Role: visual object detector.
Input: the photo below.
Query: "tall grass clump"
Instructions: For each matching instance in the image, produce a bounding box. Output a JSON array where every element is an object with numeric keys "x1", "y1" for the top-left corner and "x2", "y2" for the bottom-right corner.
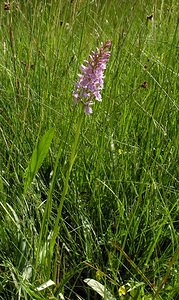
[{"x1": 0, "y1": 0, "x2": 178, "y2": 299}]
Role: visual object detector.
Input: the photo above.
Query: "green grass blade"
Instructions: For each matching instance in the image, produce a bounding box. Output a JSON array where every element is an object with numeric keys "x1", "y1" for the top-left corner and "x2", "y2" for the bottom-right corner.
[{"x1": 23, "y1": 128, "x2": 55, "y2": 194}]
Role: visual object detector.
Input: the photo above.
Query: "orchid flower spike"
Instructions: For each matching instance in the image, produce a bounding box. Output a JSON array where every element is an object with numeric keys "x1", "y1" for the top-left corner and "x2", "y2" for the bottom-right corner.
[{"x1": 73, "y1": 40, "x2": 112, "y2": 114}]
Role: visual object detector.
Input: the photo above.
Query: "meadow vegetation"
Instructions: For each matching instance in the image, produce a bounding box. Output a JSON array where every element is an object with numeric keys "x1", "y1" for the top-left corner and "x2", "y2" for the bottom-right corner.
[{"x1": 0, "y1": 0, "x2": 178, "y2": 299}]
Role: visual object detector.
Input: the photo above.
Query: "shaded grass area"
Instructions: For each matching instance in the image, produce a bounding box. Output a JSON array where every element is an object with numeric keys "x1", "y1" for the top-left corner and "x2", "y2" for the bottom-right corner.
[{"x1": 0, "y1": 0, "x2": 179, "y2": 299}]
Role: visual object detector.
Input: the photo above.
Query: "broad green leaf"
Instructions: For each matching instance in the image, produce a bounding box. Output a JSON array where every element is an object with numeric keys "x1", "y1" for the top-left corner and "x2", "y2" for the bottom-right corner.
[
  {"x1": 36, "y1": 279, "x2": 55, "y2": 291},
  {"x1": 84, "y1": 278, "x2": 116, "y2": 300},
  {"x1": 24, "y1": 128, "x2": 55, "y2": 194}
]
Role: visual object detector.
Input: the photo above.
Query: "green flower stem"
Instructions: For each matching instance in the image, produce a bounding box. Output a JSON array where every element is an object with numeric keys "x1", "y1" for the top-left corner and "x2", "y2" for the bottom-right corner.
[
  {"x1": 35, "y1": 109, "x2": 84, "y2": 279},
  {"x1": 49, "y1": 110, "x2": 84, "y2": 272}
]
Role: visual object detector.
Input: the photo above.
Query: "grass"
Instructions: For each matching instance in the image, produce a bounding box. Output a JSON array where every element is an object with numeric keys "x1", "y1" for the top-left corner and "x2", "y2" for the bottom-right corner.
[{"x1": 0, "y1": 0, "x2": 179, "y2": 299}]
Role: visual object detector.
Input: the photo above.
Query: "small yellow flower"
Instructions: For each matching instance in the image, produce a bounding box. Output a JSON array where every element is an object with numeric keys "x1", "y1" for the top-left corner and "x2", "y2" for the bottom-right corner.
[
  {"x1": 96, "y1": 270, "x2": 104, "y2": 281},
  {"x1": 118, "y1": 149, "x2": 123, "y2": 155},
  {"x1": 118, "y1": 285, "x2": 127, "y2": 296}
]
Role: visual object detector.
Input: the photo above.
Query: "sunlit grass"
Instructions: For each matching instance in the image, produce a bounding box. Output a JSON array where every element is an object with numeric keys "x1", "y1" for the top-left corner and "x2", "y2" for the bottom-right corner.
[{"x1": 0, "y1": 0, "x2": 178, "y2": 299}]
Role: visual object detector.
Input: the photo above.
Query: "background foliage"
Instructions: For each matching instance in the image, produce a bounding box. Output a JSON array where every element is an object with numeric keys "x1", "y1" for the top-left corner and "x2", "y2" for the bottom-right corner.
[{"x1": 0, "y1": 0, "x2": 178, "y2": 299}]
